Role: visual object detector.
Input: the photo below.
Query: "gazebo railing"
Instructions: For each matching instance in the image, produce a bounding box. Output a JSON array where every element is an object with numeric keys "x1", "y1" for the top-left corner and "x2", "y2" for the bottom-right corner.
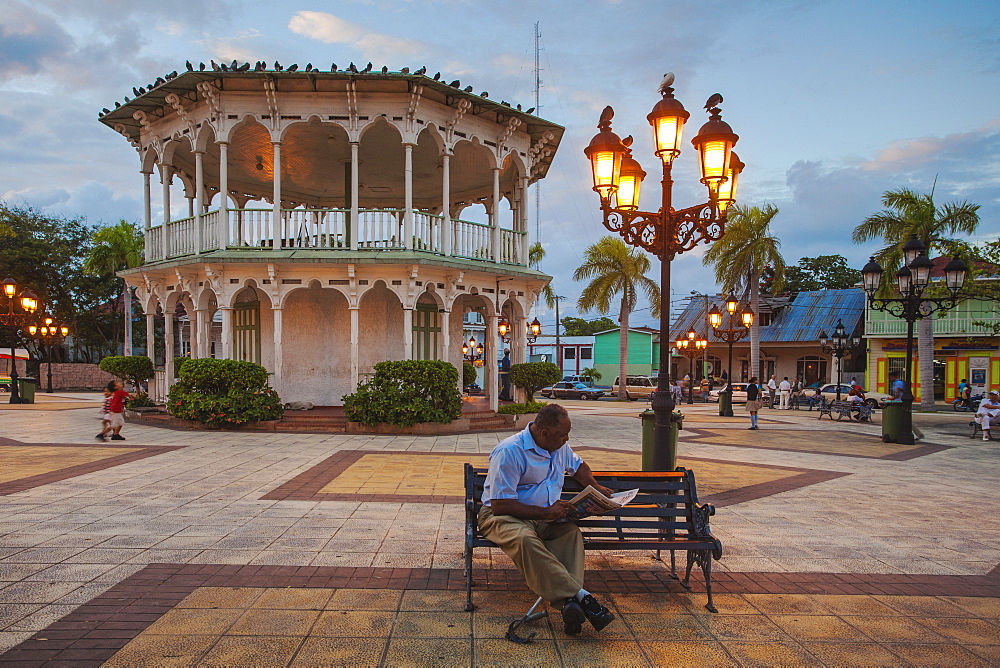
[{"x1": 148, "y1": 208, "x2": 529, "y2": 266}]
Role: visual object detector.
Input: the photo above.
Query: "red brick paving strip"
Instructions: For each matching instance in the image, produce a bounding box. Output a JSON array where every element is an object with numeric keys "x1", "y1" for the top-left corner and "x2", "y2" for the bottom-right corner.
[
  {"x1": 0, "y1": 443, "x2": 184, "y2": 496},
  {"x1": 682, "y1": 426, "x2": 951, "y2": 460},
  {"x1": 1, "y1": 563, "x2": 997, "y2": 665},
  {"x1": 262, "y1": 449, "x2": 850, "y2": 506}
]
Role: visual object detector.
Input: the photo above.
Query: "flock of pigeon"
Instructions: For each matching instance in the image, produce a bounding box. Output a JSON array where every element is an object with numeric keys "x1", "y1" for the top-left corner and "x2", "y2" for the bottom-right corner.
[{"x1": 99, "y1": 61, "x2": 536, "y2": 119}]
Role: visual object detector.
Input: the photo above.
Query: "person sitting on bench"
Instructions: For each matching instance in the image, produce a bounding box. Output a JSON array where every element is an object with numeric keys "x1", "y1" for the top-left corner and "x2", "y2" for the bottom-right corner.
[
  {"x1": 976, "y1": 390, "x2": 1000, "y2": 441},
  {"x1": 478, "y1": 403, "x2": 616, "y2": 635}
]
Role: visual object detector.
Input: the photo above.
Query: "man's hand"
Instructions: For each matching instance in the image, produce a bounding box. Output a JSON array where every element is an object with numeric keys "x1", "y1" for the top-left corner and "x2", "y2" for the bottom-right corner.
[
  {"x1": 542, "y1": 500, "x2": 575, "y2": 520},
  {"x1": 594, "y1": 484, "x2": 615, "y2": 498}
]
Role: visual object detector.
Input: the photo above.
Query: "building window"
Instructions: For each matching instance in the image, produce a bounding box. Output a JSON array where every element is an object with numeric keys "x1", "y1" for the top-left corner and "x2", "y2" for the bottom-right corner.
[
  {"x1": 580, "y1": 347, "x2": 592, "y2": 360},
  {"x1": 887, "y1": 357, "x2": 906, "y2": 382},
  {"x1": 564, "y1": 348, "x2": 576, "y2": 360},
  {"x1": 758, "y1": 312, "x2": 773, "y2": 326},
  {"x1": 233, "y1": 288, "x2": 261, "y2": 365},
  {"x1": 412, "y1": 302, "x2": 441, "y2": 361},
  {"x1": 796, "y1": 356, "x2": 828, "y2": 386}
]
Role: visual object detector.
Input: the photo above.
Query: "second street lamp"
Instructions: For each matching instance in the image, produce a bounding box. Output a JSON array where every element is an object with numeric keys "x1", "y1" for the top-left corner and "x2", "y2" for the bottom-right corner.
[
  {"x1": 1, "y1": 278, "x2": 42, "y2": 404},
  {"x1": 675, "y1": 329, "x2": 708, "y2": 405},
  {"x1": 28, "y1": 317, "x2": 70, "y2": 394},
  {"x1": 861, "y1": 237, "x2": 968, "y2": 444},
  {"x1": 708, "y1": 296, "x2": 753, "y2": 417},
  {"x1": 818, "y1": 319, "x2": 861, "y2": 401},
  {"x1": 585, "y1": 73, "x2": 741, "y2": 470}
]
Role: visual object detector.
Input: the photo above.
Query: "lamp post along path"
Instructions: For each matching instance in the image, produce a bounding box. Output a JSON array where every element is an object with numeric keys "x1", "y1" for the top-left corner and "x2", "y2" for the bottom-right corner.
[
  {"x1": 586, "y1": 74, "x2": 741, "y2": 469},
  {"x1": 1, "y1": 279, "x2": 42, "y2": 404},
  {"x1": 818, "y1": 319, "x2": 860, "y2": 401},
  {"x1": 708, "y1": 296, "x2": 753, "y2": 417},
  {"x1": 27, "y1": 317, "x2": 70, "y2": 393},
  {"x1": 861, "y1": 236, "x2": 969, "y2": 445},
  {"x1": 675, "y1": 329, "x2": 708, "y2": 405}
]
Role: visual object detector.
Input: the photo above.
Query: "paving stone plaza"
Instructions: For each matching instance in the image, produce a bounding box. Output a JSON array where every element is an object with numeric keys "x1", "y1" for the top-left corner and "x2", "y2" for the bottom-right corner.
[{"x1": 0, "y1": 394, "x2": 996, "y2": 666}]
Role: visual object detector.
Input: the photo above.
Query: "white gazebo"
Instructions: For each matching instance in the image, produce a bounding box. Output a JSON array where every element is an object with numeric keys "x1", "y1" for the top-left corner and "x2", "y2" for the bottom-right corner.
[{"x1": 100, "y1": 64, "x2": 563, "y2": 409}]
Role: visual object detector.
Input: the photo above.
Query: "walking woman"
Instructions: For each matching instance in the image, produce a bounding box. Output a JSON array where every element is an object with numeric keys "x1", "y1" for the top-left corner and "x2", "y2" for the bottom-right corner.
[{"x1": 746, "y1": 376, "x2": 763, "y2": 430}]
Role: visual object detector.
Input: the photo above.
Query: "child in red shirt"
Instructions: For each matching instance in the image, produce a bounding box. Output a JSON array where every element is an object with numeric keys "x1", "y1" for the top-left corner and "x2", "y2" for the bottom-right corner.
[{"x1": 106, "y1": 380, "x2": 130, "y2": 441}]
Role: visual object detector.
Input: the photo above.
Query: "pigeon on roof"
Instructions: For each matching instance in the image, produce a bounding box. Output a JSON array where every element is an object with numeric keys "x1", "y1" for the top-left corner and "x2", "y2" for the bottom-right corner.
[
  {"x1": 432, "y1": 72, "x2": 440, "y2": 80},
  {"x1": 526, "y1": 107, "x2": 535, "y2": 114},
  {"x1": 305, "y1": 63, "x2": 312, "y2": 71},
  {"x1": 210, "y1": 60, "x2": 220, "y2": 71},
  {"x1": 449, "y1": 80, "x2": 460, "y2": 87},
  {"x1": 199, "y1": 62, "x2": 205, "y2": 71},
  {"x1": 287, "y1": 63, "x2": 298, "y2": 72},
  {"x1": 463, "y1": 86, "x2": 473, "y2": 92},
  {"x1": 480, "y1": 91, "x2": 488, "y2": 97},
  {"x1": 330, "y1": 62, "x2": 337, "y2": 71},
  {"x1": 185, "y1": 61, "x2": 194, "y2": 71},
  {"x1": 239, "y1": 62, "x2": 250, "y2": 71},
  {"x1": 361, "y1": 62, "x2": 372, "y2": 73},
  {"x1": 381, "y1": 65, "x2": 388, "y2": 73},
  {"x1": 414, "y1": 66, "x2": 426, "y2": 75},
  {"x1": 348, "y1": 62, "x2": 358, "y2": 73},
  {"x1": 400, "y1": 67, "x2": 410, "y2": 74}
]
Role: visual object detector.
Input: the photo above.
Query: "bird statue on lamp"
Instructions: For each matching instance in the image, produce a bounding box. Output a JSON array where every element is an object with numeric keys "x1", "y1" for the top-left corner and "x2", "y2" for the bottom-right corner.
[{"x1": 704, "y1": 93, "x2": 723, "y2": 111}]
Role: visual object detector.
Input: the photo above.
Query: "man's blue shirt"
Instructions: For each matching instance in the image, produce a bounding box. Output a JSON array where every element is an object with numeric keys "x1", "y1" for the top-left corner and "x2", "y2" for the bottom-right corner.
[{"x1": 482, "y1": 423, "x2": 582, "y2": 508}]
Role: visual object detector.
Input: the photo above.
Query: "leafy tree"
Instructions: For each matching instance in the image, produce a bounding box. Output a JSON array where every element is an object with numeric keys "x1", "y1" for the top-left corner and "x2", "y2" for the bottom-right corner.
[
  {"x1": 579, "y1": 366, "x2": 602, "y2": 382},
  {"x1": 99, "y1": 355, "x2": 154, "y2": 391},
  {"x1": 853, "y1": 187, "x2": 980, "y2": 410},
  {"x1": 509, "y1": 361, "x2": 561, "y2": 399},
  {"x1": 528, "y1": 242, "x2": 557, "y2": 309},
  {"x1": 560, "y1": 316, "x2": 618, "y2": 336},
  {"x1": 83, "y1": 220, "x2": 144, "y2": 356},
  {"x1": 703, "y1": 204, "x2": 785, "y2": 381},
  {"x1": 574, "y1": 237, "x2": 660, "y2": 400},
  {"x1": 0, "y1": 202, "x2": 118, "y2": 361},
  {"x1": 763, "y1": 255, "x2": 860, "y2": 293}
]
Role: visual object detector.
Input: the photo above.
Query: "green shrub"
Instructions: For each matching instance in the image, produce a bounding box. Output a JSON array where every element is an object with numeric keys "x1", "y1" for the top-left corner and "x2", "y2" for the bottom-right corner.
[
  {"x1": 99, "y1": 355, "x2": 154, "y2": 390},
  {"x1": 167, "y1": 358, "x2": 282, "y2": 428},
  {"x1": 462, "y1": 361, "x2": 478, "y2": 388},
  {"x1": 343, "y1": 360, "x2": 462, "y2": 427},
  {"x1": 126, "y1": 392, "x2": 156, "y2": 409},
  {"x1": 496, "y1": 400, "x2": 547, "y2": 415},
  {"x1": 174, "y1": 357, "x2": 191, "y2": 376},
  {"x1": 509, "y1": 362, "x2": 561, "y2": 399}
]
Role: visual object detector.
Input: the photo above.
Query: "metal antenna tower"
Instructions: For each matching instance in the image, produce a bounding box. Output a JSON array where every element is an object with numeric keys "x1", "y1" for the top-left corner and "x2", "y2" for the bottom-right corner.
[{"x1": 533, "y1": 21, "x2": 543, "y2": 243}]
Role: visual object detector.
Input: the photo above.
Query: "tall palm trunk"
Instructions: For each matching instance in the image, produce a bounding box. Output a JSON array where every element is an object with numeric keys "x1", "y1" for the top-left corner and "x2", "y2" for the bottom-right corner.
[
  {"x1": 917, "y1": 315, "x2": 934, "y2": 410},
  {"x1": 122, "y1": 281, "x2": 132, "y2": 356},
  {"x1": 618, "y1": 294, "x2": 629, "y2": 401},
  {"x1": 749, "y1": 272, "x2": 760, "y2": 381}
]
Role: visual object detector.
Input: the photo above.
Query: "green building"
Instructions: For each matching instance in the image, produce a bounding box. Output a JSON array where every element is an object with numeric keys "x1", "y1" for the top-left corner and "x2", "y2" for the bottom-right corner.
[{"x1": 593, "y1": 327, "x2": 661, "y2": 381}]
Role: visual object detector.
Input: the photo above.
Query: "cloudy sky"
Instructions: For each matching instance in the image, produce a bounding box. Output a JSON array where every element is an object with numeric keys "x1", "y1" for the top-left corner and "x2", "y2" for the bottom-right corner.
[{"x1": 2, "y1": 0, "x2": 998, "y2": 329}]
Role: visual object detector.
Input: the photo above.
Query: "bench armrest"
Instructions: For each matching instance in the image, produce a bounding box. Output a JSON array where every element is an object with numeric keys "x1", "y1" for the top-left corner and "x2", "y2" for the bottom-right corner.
[{"x1": 692, "y1": 502, "x2": 722, "y2": 559}]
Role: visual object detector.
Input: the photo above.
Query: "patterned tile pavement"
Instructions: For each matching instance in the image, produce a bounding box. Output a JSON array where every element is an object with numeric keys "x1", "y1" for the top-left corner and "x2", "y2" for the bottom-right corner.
[{"x1": 0, "y1": 396, "x2": 994, "y2": 665}]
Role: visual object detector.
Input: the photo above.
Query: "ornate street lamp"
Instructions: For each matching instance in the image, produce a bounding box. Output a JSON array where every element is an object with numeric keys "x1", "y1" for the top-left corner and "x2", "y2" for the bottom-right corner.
[
  {"x1": 1, "y1": 278, "x2": 42, "y2": 404},
  {"x1": 585, "y1": 73, "x2": 740, "y2": 470},
  {"x1": 861, "y1": 236, "x2": 968, "y2": 444},
  {"x1": 497, "y1": 315, "x2": 510, "y2": 344},
  {"x1": 27, "y1": 316, "x2": 70, "y2": 394},
  {"x1": 526, "y1": 317, "x2": 541, "y2": 344},
  {"x1": 675, "y1": 329, "x2": 708, "y2": 405},
  {"x1": 708, "y1": 295, "x2": 754, "y2": 417},
  {"x1": 462, "y1": 336, "x2": 485, "y2": 366},
  {"x1": 818, "y1": 319, "x2": 861, "y2": 401}
]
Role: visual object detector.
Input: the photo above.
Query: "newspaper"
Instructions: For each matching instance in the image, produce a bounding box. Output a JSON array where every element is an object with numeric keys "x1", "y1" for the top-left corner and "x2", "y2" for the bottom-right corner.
[{"x1": 565, "y1": 486, "x2": 639, "y2": 520}]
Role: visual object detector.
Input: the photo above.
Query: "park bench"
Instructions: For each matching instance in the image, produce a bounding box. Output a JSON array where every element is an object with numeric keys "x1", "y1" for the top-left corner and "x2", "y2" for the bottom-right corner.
[
  {"x1": 819, "y1": 400, "x2": 873, "y2": 422},
  {"x1": 464, "y1": 464, "x2": 723, "y2": 639},
  {"x1": 970, "y1": 418, "x2": 998, "y2": 439}
]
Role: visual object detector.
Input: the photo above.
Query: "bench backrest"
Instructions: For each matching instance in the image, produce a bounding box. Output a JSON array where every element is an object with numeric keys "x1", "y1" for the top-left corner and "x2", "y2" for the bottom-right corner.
[{"x1": 465, "y1": 464, "x2": 702, "y2": 538}]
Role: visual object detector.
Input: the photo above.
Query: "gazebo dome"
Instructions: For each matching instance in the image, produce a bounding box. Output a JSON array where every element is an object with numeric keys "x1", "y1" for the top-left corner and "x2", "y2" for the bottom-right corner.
[{"x1": 103, "y1": 61, "x2": 563, "y2": 410}]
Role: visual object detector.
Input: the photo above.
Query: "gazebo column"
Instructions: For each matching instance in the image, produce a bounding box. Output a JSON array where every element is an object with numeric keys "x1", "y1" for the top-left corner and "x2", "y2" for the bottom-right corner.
[
  {"x1": 441, "y1": 152, "x2": 452, "y2": 256},
  {"x1": 194, "y1": 150, "x2": 204, "y2": 254},
  {"x1": 491, "y1": 167, "x2": 501, "y2": 263},
  {"x1": 513, "y1": 314, "x2": 527, "y2": 402},
  {"x1": 272, "y1": 141, "x2": 282, "y2": 250},
  {"x1": 403, "y1": 143, "x2": 414, "y2": 249},
  {"x1": 402, "y1": 307, "x2": 413, "y2": 359},
  {"x1": 485, "y1": 313, "x2": 499, "y2": 412},
  {"x1": 187, "y1": 195, "x2": 195, "y2": 218},
  {"x1": 195, "y1": 308, "x2": 209, "y2": 357},
  {"x1": 145, "y1": 312, "x2": 156, "y2": 365},
  {"x1": 440, "y1": 309, "x2": 451, "y2": 364},
  {"x1": 349, "y1": 306, "x2": 360, "y2": 389},
  {"x1": 218, "y1": 141, "x2": 229, "y2": 249},
  {"x1": 160, "y1": 165, "x2": 172, "y2": 259},
  {"x1": 520, "y1": 177, "x2": 530, "y2": 265},
  {"x1": 272, "y1": 306, "x2": 284, "y2": 398},
  {"x1": 350, "y1": 142, "x2": 359, "y2": 250},
  {"x1": 219, "y1": 306, "x2": 232, "y2": 359},
  {"x1": 142, "y1": 169, "x2": 152, "y2": 230},
  {"x1": 164, "y1": 312, "x2": 175, "y2": 382}
]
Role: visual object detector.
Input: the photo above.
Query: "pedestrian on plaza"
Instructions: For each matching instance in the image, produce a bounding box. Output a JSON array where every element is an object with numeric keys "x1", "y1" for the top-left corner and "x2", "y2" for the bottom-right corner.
[
  {"x1": 766, "y1": 375, "x2": 777, "y2": 408},
  {"x1": 106, "y1": 380, "x2": 130, "y2": 441},
  {"x1": 671, "y1": 379, "x2": 684, "y2": 402},
  {"x1": 975, "y1": 390, "x2": 1000, "y2": 441},
  {"x1": 778, "y1": 376, "x2": 791, "y2": 409},
  {"x1": 957, "y1": 378, "x2": 971, "y2": 407},
  {"x1": 700, "y1": 377, "x2": 710, "y2": 402},
  {"x1": 808, "y1": 387, "x2": 823, "y2": 409},
  {"x1": 888, "y1": 372, "x2": 905, "y2": 400},
  {"x1": 745, "y1": 376, "x2": 763, "y2": 429},
  {"x1": 478, "y1": 404, "x2": 616, "y2": 635},
  {"x1": 499, "y1": 349, "x2": 512, "y2": 401},
  {"x1": 95, "y1": 382, "x2": 115, "y2": 441}
]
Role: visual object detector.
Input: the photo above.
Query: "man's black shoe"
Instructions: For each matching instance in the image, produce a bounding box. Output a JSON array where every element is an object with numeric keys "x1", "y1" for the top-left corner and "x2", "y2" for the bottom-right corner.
[
  {"x1": 95, "y1": 433, "x2": 107, "y2": 441},
  {"x1": 579, "y1": 594, "x2": 615, "y2": 631},
  {"x1": 561, "y1": 598, "x2": 585, "y2": 635},
  {"x1": 110, "y1": 434, "x2": 126, "y2": 441}
]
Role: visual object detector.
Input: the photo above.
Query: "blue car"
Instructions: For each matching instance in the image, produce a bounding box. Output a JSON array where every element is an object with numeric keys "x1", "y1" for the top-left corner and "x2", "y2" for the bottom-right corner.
[{"x1": 540, "y1": 381, "x2": 606, "y2": 400}]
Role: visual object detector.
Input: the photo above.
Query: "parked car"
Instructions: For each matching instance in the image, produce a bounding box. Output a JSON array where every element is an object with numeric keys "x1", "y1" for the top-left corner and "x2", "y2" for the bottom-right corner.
[
  {"x1": 611, "y1": 376, "x2": 657, "y2": 401},
  {"x1": 708, "y1": 383, "x2": 750, "y2": 404},
  {"x1": 540, "y1": 381, "x2": 606, "y2": 400},
  {"x1": 561, "y1": 375, "x2": 596, "y2": 387}
]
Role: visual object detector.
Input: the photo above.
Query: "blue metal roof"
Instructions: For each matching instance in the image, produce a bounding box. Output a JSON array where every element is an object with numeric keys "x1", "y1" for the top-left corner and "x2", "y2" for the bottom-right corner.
[{"x1": 671, "y1": 289, "x2": 865, "y2": 344}]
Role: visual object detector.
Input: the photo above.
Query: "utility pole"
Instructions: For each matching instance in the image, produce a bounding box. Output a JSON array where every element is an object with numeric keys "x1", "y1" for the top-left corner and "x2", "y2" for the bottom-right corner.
[
  {"x1": 553, "y1": 294, "x2": 565, "y2": 375},
  {"x1": 533, "y1": 22, "x2": 543, "y2": 242}
]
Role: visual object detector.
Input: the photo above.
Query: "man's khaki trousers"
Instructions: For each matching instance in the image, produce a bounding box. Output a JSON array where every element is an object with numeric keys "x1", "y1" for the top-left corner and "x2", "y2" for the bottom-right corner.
[{"x1": 478, "y1": 506, "x2": 584, "y2": 605}]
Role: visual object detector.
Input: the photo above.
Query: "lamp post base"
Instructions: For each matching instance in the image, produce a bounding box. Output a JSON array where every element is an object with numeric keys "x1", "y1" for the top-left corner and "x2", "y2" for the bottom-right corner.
[{"x1": 650, "y1": 390, "x2": 677, "y2": 471}]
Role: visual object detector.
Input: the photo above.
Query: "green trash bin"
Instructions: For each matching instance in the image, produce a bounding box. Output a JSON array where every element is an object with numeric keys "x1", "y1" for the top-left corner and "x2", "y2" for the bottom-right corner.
[
  {"x1": 640, "y1": 409, "x2": 679, "y2": 471},
  {"x1": 718, "y1": 392, "x2": 731, "y2": 417},
  {"x1": 17, "y1": 377, "x2": 37, "y2": 404},
  {"x1": 881, "y1": 401, "x2": 903, "y2": 442}
]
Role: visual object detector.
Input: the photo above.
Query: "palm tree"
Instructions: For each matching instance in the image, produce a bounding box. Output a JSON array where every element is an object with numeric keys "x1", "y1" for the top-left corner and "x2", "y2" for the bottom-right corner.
[
  {"x1": 853, "y1": 187, "x2": 980, "y2": 410},
  {"x1": 702, "y1": 204, "x2": 786, "y2": 382},
  {"x1": 528, "y1": 242, "x2": 557, "y2": 309},
  {"x1": 573, "y1": 236, "x2": 660, "y2": 400},
  {"x1": 83, "y1": 221, "x2": 144, "y2": 356}
]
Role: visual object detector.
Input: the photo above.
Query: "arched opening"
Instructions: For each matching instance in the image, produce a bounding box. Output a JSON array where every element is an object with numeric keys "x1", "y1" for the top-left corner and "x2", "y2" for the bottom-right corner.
[
  {"x1": 358, "y1": 283, "x2": 405, "y2": 374},
  {"x1": 283, "y1": 285, "x2": 351, "y2": 405}
]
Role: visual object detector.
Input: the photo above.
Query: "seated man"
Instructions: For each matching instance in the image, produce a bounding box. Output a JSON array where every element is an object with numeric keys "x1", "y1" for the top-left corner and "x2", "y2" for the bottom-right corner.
[
  {"x1": 479, "y1": 403, "x2": 616, "y2": 635},
  {"x1": 807, "y1": 387, "x2": 823, "y2": 408},
  {"x1": 975, "y1": 390, "x2": 1000, "y2": 441}
]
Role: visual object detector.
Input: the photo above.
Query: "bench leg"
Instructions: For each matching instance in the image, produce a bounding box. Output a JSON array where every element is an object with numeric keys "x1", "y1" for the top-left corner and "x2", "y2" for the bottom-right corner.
[
  {"x1": 464, "y1": 546, "x2": 475, "y2": 612},
  {"x1": 504, "y1": 596, "x2": 547, "y2": 644},
  {"x1": 684, "y1": 550, "x2": 718, "y2": 613}
]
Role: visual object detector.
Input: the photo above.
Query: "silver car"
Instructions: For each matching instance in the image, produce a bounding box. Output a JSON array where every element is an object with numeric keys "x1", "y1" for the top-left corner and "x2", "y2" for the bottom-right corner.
[{"x1": 708, "y1": 383, "x2": 750, "y2": 403}]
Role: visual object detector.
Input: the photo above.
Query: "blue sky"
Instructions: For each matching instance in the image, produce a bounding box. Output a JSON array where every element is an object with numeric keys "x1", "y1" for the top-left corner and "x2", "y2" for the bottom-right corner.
[{"x1": 1, "y1": 0, "x2": 998, "y2": 329}]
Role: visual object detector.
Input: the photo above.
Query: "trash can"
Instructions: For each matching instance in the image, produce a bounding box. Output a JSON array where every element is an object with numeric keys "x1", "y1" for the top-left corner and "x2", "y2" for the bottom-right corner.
[
  {"x1": 640, "y1": 409, "x2": 679, "y2": 471},
  {"x1": 718, "y1": 392, "x2": 731, "y2": 417},
  {"x1": 17, "y1": 377, "x2": 37, "y2": 404},
  {"x1": 881, "y1": 401, "x2": 903, "y2": 442}
]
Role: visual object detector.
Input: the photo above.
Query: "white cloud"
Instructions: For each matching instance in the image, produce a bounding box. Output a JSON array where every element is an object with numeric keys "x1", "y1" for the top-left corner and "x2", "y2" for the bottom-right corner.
[
  {"x1": 199, "y1": 29, "x2": 261, "y2": 63},
  {"x1": 287, "y1": 10, "x2": 427, "y2": 64}
]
